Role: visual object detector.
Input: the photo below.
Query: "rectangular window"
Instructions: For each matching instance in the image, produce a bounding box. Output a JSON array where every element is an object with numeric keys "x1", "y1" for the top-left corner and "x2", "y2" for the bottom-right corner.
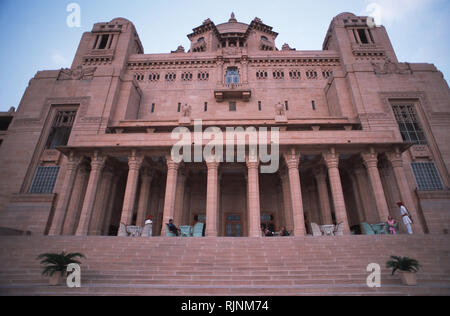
[
  {"x1": 46, "y1": 111, "x2": 77, "y2": 150},
  {"x1": 229, "y1": 102, "x2": 237, "y2": 112},
  {"x1": 29, "y1": 166, "x2": 60, "y2": 194},
  {"x1": 411, "y1": 162, "x2": 444, "y2": 191},
  {"x1": 258, "y1": 101, "x2": 262, "y2": 111},
  {"x1": 312, "y1": 100, "x2": 316, "y2": 111},
  {"x1": 98, "y1": 34, "x2": 110, "y2": 49},
  {"x1": 392, "y1": 104, "x2": 427, "y2": 145},
  {"x1": 177, "y1": 103, "x2": 181, "y2": 113},
  {"x1": 151, "y1": 103, "x2": 155, "y2": 113},
  {"x1": 357, "y1": 29, "x2": 369, "y2": 44},
  {"x1": 285, "y1": 101, "x2": 289, "y2": 111},
  {"x1": 204, "y1": 102, "x2": 208, "y2": 112}
]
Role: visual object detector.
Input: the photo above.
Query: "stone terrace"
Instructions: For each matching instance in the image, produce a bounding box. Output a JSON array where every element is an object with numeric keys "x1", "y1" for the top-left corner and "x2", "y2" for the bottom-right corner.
[{"x1": 0, "y1": 235, "x2": 449, "y2": 296}]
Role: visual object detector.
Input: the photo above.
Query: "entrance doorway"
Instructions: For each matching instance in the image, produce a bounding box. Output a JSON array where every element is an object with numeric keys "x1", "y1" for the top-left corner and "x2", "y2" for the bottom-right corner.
[{"x1": 225, "y1": 213, "x2": 243, "y2": 237}]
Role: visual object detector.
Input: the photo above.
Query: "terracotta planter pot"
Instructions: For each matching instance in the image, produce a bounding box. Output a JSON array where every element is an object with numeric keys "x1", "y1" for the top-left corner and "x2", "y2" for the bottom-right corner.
[
  {"x1": 398, "y1": 271, "x2": 417, "y2": 286},
  {"x1": 49, "y1": 273, "x2": 65, "y2": 286}
]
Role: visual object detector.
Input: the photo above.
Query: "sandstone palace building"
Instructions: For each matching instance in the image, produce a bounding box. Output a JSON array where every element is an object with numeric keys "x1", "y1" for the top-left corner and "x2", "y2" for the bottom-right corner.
[{"x1": 0, "y1": 13, "x2": 449, "y2": 238}]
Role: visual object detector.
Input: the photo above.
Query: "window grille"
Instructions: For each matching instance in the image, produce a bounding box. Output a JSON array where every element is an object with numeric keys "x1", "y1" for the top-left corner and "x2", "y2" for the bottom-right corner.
[
  {"x1": 411, "y1": 162, "x2": 444, "y2": 191},
  {"x1": 392, "y1": 104, "x2": 427, "y2": 145},
  {"x1": 225, "y1": 68, "x2": 239, "y2": 84},
  {"x1": 29, "y1": 166, "x2": 60, "y2": 194},
  {"x1": 46, "y1": 111, "x2": 77, "y2": 149}
]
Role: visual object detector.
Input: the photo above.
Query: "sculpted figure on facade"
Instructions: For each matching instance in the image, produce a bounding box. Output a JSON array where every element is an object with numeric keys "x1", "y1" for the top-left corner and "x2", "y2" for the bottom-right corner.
[{"x1": 58, "y1": 65, "x2": 97, "y2": 80}]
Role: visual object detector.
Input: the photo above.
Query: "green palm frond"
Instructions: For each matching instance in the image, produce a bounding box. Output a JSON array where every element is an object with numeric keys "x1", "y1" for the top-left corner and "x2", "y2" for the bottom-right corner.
[
  {"x1": 37, "y1": 251, "x2": 86, "y2": 276},
  {"x1": 386, "y1": 256, "x2": 421, "y2": 275}
]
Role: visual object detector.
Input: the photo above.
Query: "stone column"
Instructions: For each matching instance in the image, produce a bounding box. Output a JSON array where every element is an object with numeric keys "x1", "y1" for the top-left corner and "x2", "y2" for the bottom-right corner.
[
  {"x1": 49, "y1": 152, "x2": 82, "y2": 236},
  {"x1": 323, "y1": 150, "x2": 350, "y2": 234},
  {"x1": 63, "y1": 164, "x2": 89, "y2": 235},
  {"x1": 246, "y1": 158, "x2": 261, "y2": 237},
  {"x1": 362, "y1": 151, "x2": 390, "y2": 223},
  {"x1": 102, "y1": 174, "x2": 120, "y2": 235},
  {"x1": 387, "y1": 151, "x2": 424, "y2": 233},
  {"x1": 89, "y1": 168, "x2": 115, "y2": 235},
  {"x1": 353, "y1": 166, "x2": 378, "y2": 223},
  {"x1": 280, "y1": 169, "x2": 294, "y2": 232},
  {"x1": 313, "y1": 166, "x2": 333, "y2": 225},
  {"x1": 76, "y1": 152, "x2": 106, "y2": 236},
  {"x1": 136, "y1": 168, "x2": 154, "y2": 227},
  {"x1": 284, "y1": 151, "x2": 306, "y2": 236},
  {"x1": 118, "y1": 151, "x2": 144, "y2": 236},
  {"x1": 206, "y1": 162, "x2": 219, "y2": 237},
  {"x1": 161, "y1": 157, "x2": 180, "y2": 236},
  {"x1": 349, "y1": 172, "x2": 366, "y2": 223},
  {"x1": 173, "y1": 170, "x2": 187, "y2": 227}
]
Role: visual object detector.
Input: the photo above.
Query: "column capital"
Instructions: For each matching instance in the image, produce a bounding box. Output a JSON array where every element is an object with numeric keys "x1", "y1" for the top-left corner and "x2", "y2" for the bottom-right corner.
[
  {"x1": 91, "y1": 151, "x2": 106, "y2": 171},
  {"x1": 323, "y1": 150, "x2": 340, "y2": 169},
  {"x1": 128, "y1": 151, "x2": 144, "y2": 171},
  {"x1": 165, "y1": 156, "x2": 180, "y2": 171},
  {"x1": 66, "y1": 151, "x2": 83, "y2": 171},
  {"x1": 361, "y1": 151, "x2": 379, "y2": 169},
  {"x1": 283, "y1": 149, "x2": 300, "y2": 170},
  {"x1": 386, "y1": 151, "x2": 404, "y2": 168},
  {"x1": 246, "y1": 151, "x2": 260, "y2": 169},
  {"x1": 206, "y1": 161, "x2": 220, "y2": 170}
]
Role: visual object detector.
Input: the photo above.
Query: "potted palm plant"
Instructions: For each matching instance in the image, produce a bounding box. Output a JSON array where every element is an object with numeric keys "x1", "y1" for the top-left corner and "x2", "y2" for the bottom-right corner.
[
  {"x1": 386, "y1": 256, "x2": 421, "y2": 286},
  {"x1": 37, "y1": 251, "x2": 86, "y2": 286}
]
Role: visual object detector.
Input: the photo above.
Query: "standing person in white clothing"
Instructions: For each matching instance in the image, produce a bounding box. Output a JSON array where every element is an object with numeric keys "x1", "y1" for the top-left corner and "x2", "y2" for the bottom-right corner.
[
  {"x1": 143, "y1": 215, "x2": 153, "y2": 237},
  {"x1": 397, "y1": 202, "x2": 413, "y2": 234}
]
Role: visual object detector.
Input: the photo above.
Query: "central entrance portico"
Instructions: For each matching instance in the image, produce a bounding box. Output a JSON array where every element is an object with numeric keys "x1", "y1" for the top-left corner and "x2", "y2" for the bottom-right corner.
[{"x1": 50, "y1": 141, "x2": 422, "y2": 238}]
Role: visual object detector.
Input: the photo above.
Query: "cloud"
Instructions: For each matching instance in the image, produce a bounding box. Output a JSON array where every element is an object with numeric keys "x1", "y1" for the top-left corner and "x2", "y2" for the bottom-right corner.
[
  {"x1": 363, "y1": 0, "x2": 439, "y2": 25},
  {"x1": 51, "y1": 51, "x2": 70, "y2": 68}
]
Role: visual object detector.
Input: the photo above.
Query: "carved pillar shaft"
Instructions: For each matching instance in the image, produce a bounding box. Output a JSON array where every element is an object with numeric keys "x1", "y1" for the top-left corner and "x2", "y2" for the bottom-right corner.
[
  {"x1": 387, "y1": 152, "x2": 424, "y2": 234},
  {"x1": 89, "y1": 169, "x2": 114, "y2": 235},
  {"x1": 362, "y1": 152, "x2": 390, "y2": 222},
  {"x1": 314, "y1": 167, "x2": 333, "y2": 225},
  {"x1": 284, "y1": 151, "x2": 306, "y2": 236},
  {"x1": 136, "y1": 170, "x2": 153, "y2": 227},
  {"x1": 247, "y1": 160, "x2": 261, "y2": 237},
  {"x1": 280, "y1": 171, "x2": 294, "y2": 232},
  {"x1": 324, "y1": 150, "x2": 350, "y2": 234},
  {"x1": 76, "y1": 152, "x2": 106, "y2": 236},
  {"x1": 63, "y1": 164, "x2": 89, "y2": 235},
  {"x1": 49, "y1": 153, "x2": 82, "y2": 236},
  {"x1": 206, "y1": 162, "x2": 219, "y2": 237},
  {"x1": 118, "y1": 152, "x2": 144, "y2": 235},
  {"x1": 161, "y1": 158, "x2": 180, "y2": 236}
]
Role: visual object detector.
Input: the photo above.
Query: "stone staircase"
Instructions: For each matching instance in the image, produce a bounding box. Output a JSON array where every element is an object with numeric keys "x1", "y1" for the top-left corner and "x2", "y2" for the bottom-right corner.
[{"x1": 0, "y1": 235, "x2": 449, "y2": 296}]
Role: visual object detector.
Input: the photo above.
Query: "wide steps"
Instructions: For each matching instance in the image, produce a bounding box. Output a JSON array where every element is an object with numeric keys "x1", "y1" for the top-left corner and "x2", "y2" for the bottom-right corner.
[{"x1": 0, "y1": 235, "x2": 449, "y2": 296}]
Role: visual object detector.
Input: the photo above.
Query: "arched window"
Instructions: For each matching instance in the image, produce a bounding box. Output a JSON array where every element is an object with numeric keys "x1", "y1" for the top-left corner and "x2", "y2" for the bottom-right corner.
[{"x1": 225, "y1": 67, "x2": 240, "y2": 84}]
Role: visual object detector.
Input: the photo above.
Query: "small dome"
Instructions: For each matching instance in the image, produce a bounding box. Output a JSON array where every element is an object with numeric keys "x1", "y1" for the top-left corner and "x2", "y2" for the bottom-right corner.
[{"x1": 216, "y1": 22, "x2": 249, "y2": 34}]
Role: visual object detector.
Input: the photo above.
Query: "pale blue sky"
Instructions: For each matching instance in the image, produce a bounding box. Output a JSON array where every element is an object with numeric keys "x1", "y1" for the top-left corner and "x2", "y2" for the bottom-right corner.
[{"x1": 0, "y1": 0, "x2": 449, "y2": 111}]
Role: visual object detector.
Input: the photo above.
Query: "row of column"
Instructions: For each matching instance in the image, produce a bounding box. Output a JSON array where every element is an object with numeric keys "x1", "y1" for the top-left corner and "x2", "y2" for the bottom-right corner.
[{"x1": 49, "y1": 147, "x2": 423, "y2": 237}]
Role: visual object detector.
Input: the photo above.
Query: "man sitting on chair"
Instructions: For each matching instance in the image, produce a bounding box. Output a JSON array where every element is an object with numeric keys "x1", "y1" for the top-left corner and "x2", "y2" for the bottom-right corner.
[{"x1": 167, "y1": 219, "x2": 180, "y2": 236}]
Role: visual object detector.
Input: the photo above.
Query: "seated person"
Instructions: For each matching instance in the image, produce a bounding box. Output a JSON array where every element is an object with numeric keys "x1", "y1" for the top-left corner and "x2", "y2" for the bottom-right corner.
[
  {"x1": 167, "y1": 219, "x2": 180, "y2": 236},
  {"x1": 280, "y1": 226, "x2": 290, "y2": 236},
  {"x1": 387, "y1": 216, "x2": 398, "y2": 235},
  {"x1": 264, "y1": 227, "x2": 274, "y2": 237}
]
